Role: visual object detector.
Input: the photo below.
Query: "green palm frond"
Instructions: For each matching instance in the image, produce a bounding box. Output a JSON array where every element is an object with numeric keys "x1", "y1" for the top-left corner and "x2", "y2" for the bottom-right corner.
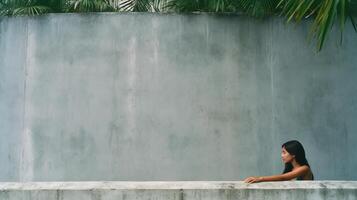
[
  {"x1": 278, "y1": 0, "x2": 319, "y2": 21},
  {"x1": 279, "y1": 0, "x2": 357, "y2": 51},
  {"x1": 167, "y1": 0, "x2": 238, "y2": 12},
  {"x1": 239, "y1": 0, "x2": 280, "y2": 17},
  {"x1": 0, "y1": 0, "x2": 52, "y2": 16},
  {"x1": 65, "y1": 0, "x2": 114, "y2": 12},
  {"x1": 149, "y1": 0, "x2": 172, "y2": 12},
  {"x1": 13, "y1": 5, "x2": 51, "y2": 15},
  {"x1": 116, "y1": 0, "x2": 150, "y2": 11},
  {"x1": 115, "y1": 0, "x2": 171, "y2": 12}
]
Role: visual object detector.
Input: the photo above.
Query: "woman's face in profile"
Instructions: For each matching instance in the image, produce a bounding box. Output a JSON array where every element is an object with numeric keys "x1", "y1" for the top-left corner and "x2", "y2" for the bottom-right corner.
[{"x1": 281, "y1": 147, "x2": 294, "y2": 163}]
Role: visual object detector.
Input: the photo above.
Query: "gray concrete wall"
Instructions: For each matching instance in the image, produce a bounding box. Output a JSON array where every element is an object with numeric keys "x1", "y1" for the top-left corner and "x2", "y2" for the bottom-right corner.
[
  {"x1": 1, "y1": 181, "x2": 357, "y2": 200},
  {"x1": 0, "y1": 13, "x2": 356, "y2": 182}
]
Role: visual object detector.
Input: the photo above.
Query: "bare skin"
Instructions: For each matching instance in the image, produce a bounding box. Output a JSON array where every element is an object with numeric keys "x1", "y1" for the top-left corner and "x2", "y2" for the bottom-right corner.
[{"x1": 243, "y1": 147, "x2": 313, "y2": 184}]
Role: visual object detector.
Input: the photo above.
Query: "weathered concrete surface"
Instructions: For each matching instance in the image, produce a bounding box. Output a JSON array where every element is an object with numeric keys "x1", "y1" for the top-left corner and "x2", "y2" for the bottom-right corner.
[
  {"x1": 0, "y1": 13, "x2": 357, "y2": 181},
  {"x1": 0, "y1": 17, "x2": 27, "y2": 181},
  {"x1": 0, "y1": 181, "x2": 357, "y2": 200}
]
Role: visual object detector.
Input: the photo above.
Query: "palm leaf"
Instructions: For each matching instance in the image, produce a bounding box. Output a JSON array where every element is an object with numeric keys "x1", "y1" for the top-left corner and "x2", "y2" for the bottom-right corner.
[
  {"x1": 13, "y1": 5, "x2": 51, "y2": 15},
  {"x1": 239, "y1": 0, "x2": 280, "y2": 17},
  {"x1": 0, "y1": 0, "x2": 52, "y2": 16},
  {"x1": 167, "y1": 0, "x2": 238, "y2": 12},
  {"x1": 115, "y1": 0, "x2": 169, "y2": 12},
  {"x1": 65, "y1": 0, "x2": 114, "y2": 12},
  {"x1": 279, "y1": 0, "x2": 356, "y2": 51}
]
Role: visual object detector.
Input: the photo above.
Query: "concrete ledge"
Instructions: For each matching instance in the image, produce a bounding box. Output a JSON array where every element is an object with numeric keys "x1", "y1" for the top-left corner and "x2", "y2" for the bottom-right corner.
[{"x1": 1, "y1": 181, "x2": 357, "y2": 200}]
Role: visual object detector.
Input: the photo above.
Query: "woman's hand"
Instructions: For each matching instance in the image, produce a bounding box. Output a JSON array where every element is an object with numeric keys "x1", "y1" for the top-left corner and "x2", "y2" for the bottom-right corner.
[{"x1": 244, "y1": 176, "x2": 263, "y2": 184}]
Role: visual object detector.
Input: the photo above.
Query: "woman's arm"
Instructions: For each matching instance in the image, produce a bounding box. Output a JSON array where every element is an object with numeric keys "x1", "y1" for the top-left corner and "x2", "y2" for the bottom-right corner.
[{"x1": 244, "y1": 165, "x2": 309, "y2": 183}]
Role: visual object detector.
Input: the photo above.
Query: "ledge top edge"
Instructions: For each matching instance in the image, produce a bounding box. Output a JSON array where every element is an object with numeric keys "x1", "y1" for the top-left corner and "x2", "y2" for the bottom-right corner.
[{"x1": 1, "y1": 181, "x2": 357, "y2": 190}]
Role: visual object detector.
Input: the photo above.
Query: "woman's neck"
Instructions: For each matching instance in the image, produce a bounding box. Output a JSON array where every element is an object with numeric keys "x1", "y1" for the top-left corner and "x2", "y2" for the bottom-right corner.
[{"x1": 291, "y1": 160, "x2": 301, "y2": 169}]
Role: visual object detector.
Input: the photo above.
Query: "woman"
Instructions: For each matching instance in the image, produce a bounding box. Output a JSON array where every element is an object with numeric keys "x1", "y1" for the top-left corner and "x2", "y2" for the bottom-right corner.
[{"x1": 244, "y1": 140, "x2": 314, "y2": 183}]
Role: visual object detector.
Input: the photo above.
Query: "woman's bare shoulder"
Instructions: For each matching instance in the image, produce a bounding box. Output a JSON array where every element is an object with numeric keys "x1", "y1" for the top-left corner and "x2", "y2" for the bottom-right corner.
[
  {"x1": 299, "y1": 165, "x2": 313, "y2": 180},
  {"x1": 293, "y1": 165, "x2": 309, "y2": 172}
]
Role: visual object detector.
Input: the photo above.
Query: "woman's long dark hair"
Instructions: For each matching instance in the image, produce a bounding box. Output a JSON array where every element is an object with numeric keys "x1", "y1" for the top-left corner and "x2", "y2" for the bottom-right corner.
[{"x1": 282, "y1": 140, "x2": 314, "y2": 180}]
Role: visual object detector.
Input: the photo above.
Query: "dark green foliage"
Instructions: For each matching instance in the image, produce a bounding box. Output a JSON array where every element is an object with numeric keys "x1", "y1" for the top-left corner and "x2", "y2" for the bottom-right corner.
[
  {"x1": 64, "y1": 0, "x2": 114, "y2": 12},
  {"x1": 0, "y1": 0, "x2": 52, "y2": 16}
]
